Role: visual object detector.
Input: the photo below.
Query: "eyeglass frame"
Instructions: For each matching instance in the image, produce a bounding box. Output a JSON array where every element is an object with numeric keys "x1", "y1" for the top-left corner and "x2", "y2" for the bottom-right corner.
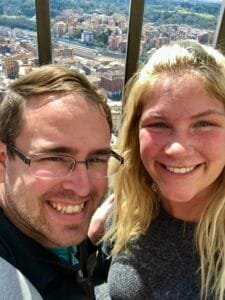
[{"x1": 6, "y1": 144, "x2": 124, "y2": 179}]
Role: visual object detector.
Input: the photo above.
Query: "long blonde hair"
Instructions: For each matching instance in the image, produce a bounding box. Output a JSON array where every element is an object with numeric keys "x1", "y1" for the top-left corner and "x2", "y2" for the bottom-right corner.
[{"x1": 105, "y1": 41, "x2": 225, "y2": 299}]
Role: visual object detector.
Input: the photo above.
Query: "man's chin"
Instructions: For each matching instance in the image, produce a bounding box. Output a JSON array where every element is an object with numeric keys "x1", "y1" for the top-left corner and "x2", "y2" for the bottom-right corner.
[{"x1": 50, "y1": 230, "x2": 88, "y2": 247}]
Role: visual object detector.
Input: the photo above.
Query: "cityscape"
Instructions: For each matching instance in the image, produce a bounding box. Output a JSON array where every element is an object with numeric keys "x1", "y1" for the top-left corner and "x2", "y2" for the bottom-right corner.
[{"x1": 0, "y1": 0, "x2": 222, "y2": 134}]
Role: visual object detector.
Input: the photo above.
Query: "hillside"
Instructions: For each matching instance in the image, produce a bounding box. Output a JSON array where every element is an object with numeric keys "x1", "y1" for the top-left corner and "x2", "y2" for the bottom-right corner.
[{"x1": 0, "y1": 0, "x2": 221, "y2": 30}]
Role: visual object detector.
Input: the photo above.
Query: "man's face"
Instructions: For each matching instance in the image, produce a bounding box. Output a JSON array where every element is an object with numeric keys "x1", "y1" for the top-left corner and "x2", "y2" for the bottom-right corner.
[{"x1": 0, "y1": 93, "x2": 111, "y2": 247}]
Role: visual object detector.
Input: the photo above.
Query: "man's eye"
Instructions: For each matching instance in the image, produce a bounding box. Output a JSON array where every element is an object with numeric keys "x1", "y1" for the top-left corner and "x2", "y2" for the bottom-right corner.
[
  {"x1": 38, "y1": 156, "x2": 66, "y2": 162},
  {"x1": 88, "y1": 156, "x2": 109, "y2": 164}
]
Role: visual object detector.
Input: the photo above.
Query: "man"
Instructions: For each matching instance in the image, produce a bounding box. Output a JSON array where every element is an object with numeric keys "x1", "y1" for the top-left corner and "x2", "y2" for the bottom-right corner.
[{"x1": 0, "y1": 65, "x2": 123, "y2": 299}]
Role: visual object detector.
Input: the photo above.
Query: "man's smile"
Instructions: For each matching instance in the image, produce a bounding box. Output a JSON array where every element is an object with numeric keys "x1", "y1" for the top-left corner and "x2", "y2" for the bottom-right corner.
[{"x1": 50, "y1": 201, "x2": 85, "y2": 214}]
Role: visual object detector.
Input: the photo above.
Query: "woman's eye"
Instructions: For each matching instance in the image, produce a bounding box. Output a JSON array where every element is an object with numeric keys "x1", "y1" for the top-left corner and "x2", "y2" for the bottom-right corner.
[
  {"x1": 149, "y1": 123, "x2": 168, "y2": 128},
  {"x1": 195, "y1": 121, "x2": 214, "y2": 127}
]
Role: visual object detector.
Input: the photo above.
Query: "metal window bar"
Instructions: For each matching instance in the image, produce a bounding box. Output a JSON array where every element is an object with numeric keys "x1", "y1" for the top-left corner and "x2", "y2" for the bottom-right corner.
[
  {"x1": 34, "y1": 0, "x2": 144, "y2": 102},
  {"x1": 124, "y1": 0, "x2": 145, "y2": 86},
  {"x1": 35, "y1": 0, "x2": 52, "y2": 65},
  {"x1": 34, "y1": 0, "x2": 225, "y2": 69},
  {"x1": 213, "y1": 0, "x2": 225, "y2": 54}
]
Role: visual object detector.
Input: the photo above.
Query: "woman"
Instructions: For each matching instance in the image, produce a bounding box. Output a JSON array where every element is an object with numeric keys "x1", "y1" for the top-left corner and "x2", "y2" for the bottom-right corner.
[{"x1": 100, "y1": 41, "x2": 225, "y2": 300}]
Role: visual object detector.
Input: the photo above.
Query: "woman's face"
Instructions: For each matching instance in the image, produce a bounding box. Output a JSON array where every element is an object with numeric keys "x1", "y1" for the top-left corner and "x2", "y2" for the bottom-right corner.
[{"x1": 139, "y1": 75, "x2": 225, "y2": 218}]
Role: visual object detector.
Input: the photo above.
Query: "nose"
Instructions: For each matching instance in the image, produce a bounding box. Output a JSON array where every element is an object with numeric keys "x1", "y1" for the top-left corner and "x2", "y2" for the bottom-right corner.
[
  {"x1": 62, "y1": 163, "x2": 91, "y2": 197},
  {"x1": 164, "y1": 135, "x2": 194, "y2": 157}
]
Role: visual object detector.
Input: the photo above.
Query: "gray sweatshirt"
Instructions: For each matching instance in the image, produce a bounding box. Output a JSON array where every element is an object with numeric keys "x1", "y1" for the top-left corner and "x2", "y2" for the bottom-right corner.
[{"x1": 102, "y1": 209, "x2": 201, "y2": 300}]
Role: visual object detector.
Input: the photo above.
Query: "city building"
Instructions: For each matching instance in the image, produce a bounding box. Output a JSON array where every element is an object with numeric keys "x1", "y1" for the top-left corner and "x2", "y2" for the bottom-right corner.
[
  {"x1": 100, "y1": 72, "x2": 124, "y2": 100},
  {"x1": 0, "y1": 0, "x2": 224, "y2": 137},
  {"x1": 81, "y1": 30, "x2": 94, "y2": 45},
  {"x1": 4, "y1": 56, "x2": 19, "y2": 79}
]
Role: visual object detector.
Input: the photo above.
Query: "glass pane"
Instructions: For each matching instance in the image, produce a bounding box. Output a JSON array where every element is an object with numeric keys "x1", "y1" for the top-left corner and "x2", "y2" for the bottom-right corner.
[
  {"x1": 0, "y1": 0, "x2": 37, "y2": 102},
  {"x1": 49, "y1": 0, "x2": 130, "y2": 136},
  {"x1": 140, "y1": 0, "x2": 222, "y2": 64}
]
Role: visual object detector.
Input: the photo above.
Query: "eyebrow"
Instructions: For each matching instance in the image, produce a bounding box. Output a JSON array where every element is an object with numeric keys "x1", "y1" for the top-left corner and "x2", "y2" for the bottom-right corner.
[
  {"x1": 33, "y1": 146, "x2": 112, "y2": 156},
  {"x1": 141, "y1": 109, "x2": 225, "y2": 121},
  {"x1": 191, "y1": 109, "x2": 225, "y2": 119},
  {"x1": 140, "y1": 112, "x2": 165, "y2": 121}
]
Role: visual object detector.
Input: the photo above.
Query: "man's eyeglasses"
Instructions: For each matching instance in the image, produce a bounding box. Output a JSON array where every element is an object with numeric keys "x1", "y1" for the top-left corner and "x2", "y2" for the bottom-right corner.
[{"x1": 7, "y1": 145, "x2": 124, "y2": 179}]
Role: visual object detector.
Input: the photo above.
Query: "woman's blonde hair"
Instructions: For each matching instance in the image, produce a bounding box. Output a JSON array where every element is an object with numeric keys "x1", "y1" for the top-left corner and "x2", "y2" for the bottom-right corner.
[{"x1": 105, "y1": 40, "x2": 225, "y2": 300}]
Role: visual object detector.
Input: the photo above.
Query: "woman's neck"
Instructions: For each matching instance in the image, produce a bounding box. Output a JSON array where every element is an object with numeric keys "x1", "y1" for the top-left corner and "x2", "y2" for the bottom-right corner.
[{"x1": 160, "y1": 198, "x2": 206, "y2": 222}]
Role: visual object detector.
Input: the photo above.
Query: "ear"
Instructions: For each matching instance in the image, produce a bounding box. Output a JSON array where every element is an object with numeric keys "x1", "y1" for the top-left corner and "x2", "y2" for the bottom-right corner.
[{"x1": 0, "y1": 142, "x2": 7, "y2": 183}]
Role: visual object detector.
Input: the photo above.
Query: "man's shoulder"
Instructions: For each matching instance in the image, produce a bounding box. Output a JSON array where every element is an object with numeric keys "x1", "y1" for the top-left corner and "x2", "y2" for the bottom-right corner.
[
  {"x1": 0, "y1": 216, "x2": 17, "y2": 263},
  {"x1": 0, "y1": 256, "x2": 43, "y2": 299}
]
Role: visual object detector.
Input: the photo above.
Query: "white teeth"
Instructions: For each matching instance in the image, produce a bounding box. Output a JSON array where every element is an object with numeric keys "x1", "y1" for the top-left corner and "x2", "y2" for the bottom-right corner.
[
  {"x1": 51, "y1": 202, "x2": 84, "y2": 214},
  {"x1": 165, "y1": 165, "x2": 196, "y2": 174}
]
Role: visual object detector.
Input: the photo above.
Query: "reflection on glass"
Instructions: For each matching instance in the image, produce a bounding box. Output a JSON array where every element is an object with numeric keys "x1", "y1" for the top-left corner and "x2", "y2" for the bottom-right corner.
[
  {"x1": 50, "y1": 1, "x2": 130, "y2": 137},
  {"x1": 0, "y1": 0, "x2": 37, "y2": 101},
  {"x1": 0, "y1": 0, "x2": 223, "y2": 136},
  {"x1": 140, "y1": 0, "x2": 222, "y2": 63}
]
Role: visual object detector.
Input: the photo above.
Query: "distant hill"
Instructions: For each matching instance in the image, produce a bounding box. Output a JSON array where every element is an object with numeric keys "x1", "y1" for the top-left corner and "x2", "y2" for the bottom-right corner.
[
  {"x1": 197, "y1": 0, "x2": 221, "y2": 2},
  {"x1": 0, "y1": 0, "x2": 221, "y2": 31}
]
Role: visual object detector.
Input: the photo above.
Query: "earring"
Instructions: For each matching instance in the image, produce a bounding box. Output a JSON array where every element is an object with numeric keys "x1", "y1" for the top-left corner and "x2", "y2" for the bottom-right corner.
[{"x1": 152, "y1": 182, "x2": 158, "y2": 193}]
